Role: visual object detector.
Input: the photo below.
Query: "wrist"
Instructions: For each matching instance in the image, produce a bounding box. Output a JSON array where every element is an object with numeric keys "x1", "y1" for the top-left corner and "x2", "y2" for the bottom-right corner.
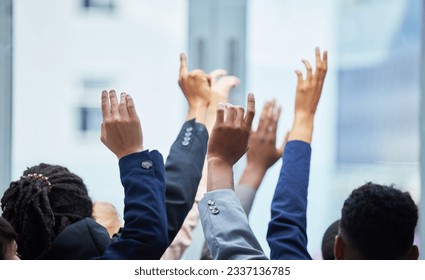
[
  {"x1": 289, "y1": 117, "x2": 314, "y2": 143},
  {"x1": 238, "y1": 164, "x2": 266, "y2": 190},
  {"x1": 207, "y1": 158, "x2": 234, "y2": 192},
  {"x1": 187, "y1": 105, "x2": 208, "y2": 123},
  {"x1": 117, "y1": 147, "x2": 144, "y2": 160}
]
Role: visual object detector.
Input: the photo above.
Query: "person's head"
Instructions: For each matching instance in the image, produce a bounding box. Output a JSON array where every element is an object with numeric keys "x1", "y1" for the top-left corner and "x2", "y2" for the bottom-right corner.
[
  {"x1": 335, "y1": 182, "x2": 418, "y2": 260},
  {"x1": 0, "y1": 217, "x2": 19, "y2": 260},
  {"x1": 321, "y1": 219, "x2": 339, "y2": 260},
  {"x1": 1, "y1": 163, "x2": 93, "y2": 259},
  {"x1": 93, "y1": 201, "x2": 122, "y2": 237}
]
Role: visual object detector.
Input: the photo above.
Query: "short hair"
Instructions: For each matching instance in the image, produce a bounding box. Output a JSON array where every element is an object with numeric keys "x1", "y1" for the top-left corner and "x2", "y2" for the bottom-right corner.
[
  {"x1": 340, "y1": 182, "x2": 418, "y2": 259},
  {"x1": 321, "y1": 219, "x2": 339, "y2": 260},
  {"x1": 1, "y1": 163, "x2": 93, "y2": 259},
  {"x1": 0, "y1": 217, "x2": 17, "y2": 260}
]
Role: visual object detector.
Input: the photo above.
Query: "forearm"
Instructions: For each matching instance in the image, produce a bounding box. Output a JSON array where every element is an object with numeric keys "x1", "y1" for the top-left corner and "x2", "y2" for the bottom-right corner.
[
  {"x1": 267, "y1": 141, "x2": 312, "y2": 260},
  {"x1": 199, "y1": 189, "x2": 268, "y2": 260},
  {"x1": 161, "y1": 202, "x2": 200, "y2": 260},
  {"x1": 289, "y1": 116, "x2": 314, "y2": 143},
  {"x1": 100, "y1": 150, "x2": 168, "y2": 260},
  {"x1": 165, "y1": 119, "x2": 208, "y2": 243},
  {"x1": 238, "y1": 164, "x2": 266, "y2": 191}
]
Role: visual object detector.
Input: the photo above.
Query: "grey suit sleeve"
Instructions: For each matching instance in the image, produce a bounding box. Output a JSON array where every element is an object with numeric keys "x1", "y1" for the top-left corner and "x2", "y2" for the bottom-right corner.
[
  {"x1": 199, "y1": 189, "x2": 268, "y2": 260},
  {"x1": 165, "y1": 119, "x2": 208, "y2": 244}
]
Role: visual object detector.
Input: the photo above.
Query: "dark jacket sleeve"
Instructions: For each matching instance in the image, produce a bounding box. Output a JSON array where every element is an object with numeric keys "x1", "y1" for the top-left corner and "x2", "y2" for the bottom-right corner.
[
  {"x1": 267, "y1": 140, "x2": 312, "y2": 260},
  {"x1": 97, "y1": 150, "x2": 168, "y2": 260},
  {"x1": 165, "y1": 119, "x2": 208, "y2": 243}
]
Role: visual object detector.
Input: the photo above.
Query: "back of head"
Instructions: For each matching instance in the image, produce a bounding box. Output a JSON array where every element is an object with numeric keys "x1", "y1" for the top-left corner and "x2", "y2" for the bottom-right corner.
[
  {"x1": 321, "y1": 219, "x2": 339, "y2": 260},
  {"x1": 93, "y1": 201, "x2": 122, "y2": 237},
  {"x1": 339, "y1": 182, "x2": 418, "y2": 259},
  {"x1": 0, "y1": 217, "x2": 17, "y2": 260},
  {"x1": 1, "y1": 163, "x2": 93, "y2": 259}
]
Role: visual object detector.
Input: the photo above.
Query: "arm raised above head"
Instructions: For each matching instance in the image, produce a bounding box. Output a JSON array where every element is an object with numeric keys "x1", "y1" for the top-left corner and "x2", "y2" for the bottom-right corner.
[{"x1": 268, "y1": 48, "x2": 328, "y2": 260}]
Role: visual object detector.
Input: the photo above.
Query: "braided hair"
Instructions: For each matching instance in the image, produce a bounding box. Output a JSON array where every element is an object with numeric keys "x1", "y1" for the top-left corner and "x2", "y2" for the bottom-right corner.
[
  {"x1": 0, "y1": 217, "x2": 17, "y2": 260},
  {"x1": 1, "y1": 163, "x2": 93, "y2": 260}
]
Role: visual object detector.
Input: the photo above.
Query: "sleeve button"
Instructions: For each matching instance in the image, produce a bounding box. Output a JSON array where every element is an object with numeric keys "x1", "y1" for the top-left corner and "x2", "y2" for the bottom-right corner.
[{"x1": 141, "y1": 160, "x2": 153, "y2": 169}]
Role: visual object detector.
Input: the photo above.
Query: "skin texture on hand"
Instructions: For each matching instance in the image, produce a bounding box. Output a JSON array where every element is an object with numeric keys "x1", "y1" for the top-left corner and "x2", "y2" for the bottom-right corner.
[
  {"x1": 289, "y1": 47, "x2": 328, "y2": 143},
  {"x1": 239, "y1": 100, "x2": 289, "y2": 191},
  {"x1": 178, "y1": 53, "x2": 211, "y2": 123},
  {"x1": 100, "y1": 90, "x2": 143, "y2": 159},
  {"x1": 207, "y1": 93, "x2": 256, "y2": 192}
]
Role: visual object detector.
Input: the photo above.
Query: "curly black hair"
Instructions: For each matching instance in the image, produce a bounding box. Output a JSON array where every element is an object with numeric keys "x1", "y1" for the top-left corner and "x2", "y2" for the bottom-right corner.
[
  {"x1": 0, "y1": 217, "x2": 17, "y2": 260},
  {"x1": 321, "y1": 219, "x2": 339, "y2": 260},
  {"x1": 340, "y1": 182, "x2": 418, "y2": 260},
  {"x1": 1, "y1": 163, "x2": 93, "y2": 260}
]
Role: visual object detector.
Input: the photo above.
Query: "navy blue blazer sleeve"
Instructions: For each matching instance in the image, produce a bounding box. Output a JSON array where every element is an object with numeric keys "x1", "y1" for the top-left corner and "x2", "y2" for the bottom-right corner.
[
  {"x1": 98, "y1": 150, "x2": 168, "y2": 260},
  {"x1": 267, "y1": 140, "x2": 312, "y2": 260},
  {"x1": 165, "y1": 119, "x2": 208, "y2": 243}
]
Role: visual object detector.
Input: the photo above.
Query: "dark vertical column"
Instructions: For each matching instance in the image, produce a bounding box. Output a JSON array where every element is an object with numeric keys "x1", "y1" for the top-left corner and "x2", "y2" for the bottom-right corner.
[
  {"x1": 0, "y1": 0, "x2": 13, "y2": 197},
  {"x1": 188, "y1": 0, "x2": 247, "y2": 106},
  {"x1": 420, "y1": 0, "x2": 425, "y2": 260}
]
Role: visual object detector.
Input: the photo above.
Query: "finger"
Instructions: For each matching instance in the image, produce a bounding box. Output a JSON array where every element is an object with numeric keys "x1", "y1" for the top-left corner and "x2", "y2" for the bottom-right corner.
[
  {"x1": 119, "y1": 92, "x2": 129, "y2": 118},
  {"x1": 225, "y1": 104, "x2": 237, "y2": 123},
  {"x1": 209, "y1": 69, "x2": 228, "y2": 85},
  {"x1": 220, "y1": 76, "x2": 240, "y2": 89},
  {"x1": 235, "y1": 106, "x2": 245, "y2": 125},
  {"x1": 215, "y1": 103, "x2": 225, "y2": 124},
  {"x1": 323, "y1": 50, "x2": 328, "y2": 70},
  {"x1": 244, "y1": 93, "x2": 256, "y2": 128},
  {"x1": 295, "y1": 70, "x2": 303, "y2": 85},
  {"x1": 270, "y1": 105, "x2": 282, "y2": 135},
  {"x1": 101, "y1": 90, "x2": 110, "y2": 120},
  {"x1": 179, "y1": 53, "x2": 188, "y2": 77},
  {"x1": 109, "y1": 90, "x2": 119, "y2": 117},
  {"x1": 267, "y1": 99, "x2": 276, "y2": 119},
  {"x1": 274, "y1": 104, "x2": 282, "y2": 123},
  {"x1": 257, "y1": 101, "x2": 271, "y2": 133},
  {"x1": 315, "y1": 47, "x2": 321, "y2": 64},
  {"x1": 302, "y1": 59, "x2": 313, "y2": 81},
  {"x1": 126, "y1": 94, "x2": 138, "y2": 120}
]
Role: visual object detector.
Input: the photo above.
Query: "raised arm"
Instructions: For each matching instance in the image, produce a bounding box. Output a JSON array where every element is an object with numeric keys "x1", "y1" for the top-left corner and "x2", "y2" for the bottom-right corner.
[
  {"x1": 199, "y1": 94, "x2": 268, "y2": 260},
  {"x1": 267, "y1": 48, "x2": 328, "y2": 260},
  {"x1": 162, "y1": 69, "x2": 239, "y2": 260},
  {"x1": 237, "y1": 100, "x2": 288, "y2": 214},
  {"x1": 164, "y1": 53, "x2": 210, "y2": 244},
  {"x1": 98, "y1": 90, "x2": 168, "y2": 260}
]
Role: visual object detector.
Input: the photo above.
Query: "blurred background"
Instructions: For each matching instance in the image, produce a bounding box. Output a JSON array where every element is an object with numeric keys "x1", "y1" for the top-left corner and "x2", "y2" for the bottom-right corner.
[{"x1": 0, "y1": 0, "x2": 424, "y2": 259}]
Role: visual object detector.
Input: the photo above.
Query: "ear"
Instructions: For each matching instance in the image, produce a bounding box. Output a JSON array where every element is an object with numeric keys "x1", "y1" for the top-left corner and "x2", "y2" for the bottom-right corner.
[
  {"x1": 407, "y1": 245, "x2": 419, "y2": 260},
  {"x1": 334, "y1": 235, "x2": 344, "y2": 260}
]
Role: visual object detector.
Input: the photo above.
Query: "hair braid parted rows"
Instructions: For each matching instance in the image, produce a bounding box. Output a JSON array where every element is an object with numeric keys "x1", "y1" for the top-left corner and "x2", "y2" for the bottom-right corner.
[{"x1": 1, "y1": 163, "x2": 93, "y2": 259}]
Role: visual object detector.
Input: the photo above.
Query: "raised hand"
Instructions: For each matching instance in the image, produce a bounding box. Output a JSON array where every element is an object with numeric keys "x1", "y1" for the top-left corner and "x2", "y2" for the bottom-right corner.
[
  {"x1": 208, "y1": 93, "x2": 256, "y2": 166},
  {"x1": 205, "y1": 69, "x2": 240, "y2": 132},
  {"x1": 100, "y1": 90, "x2": 143, "y2": 159},
  {"x1": 209, "y1": 69, "x2": 240, "y2": 104},
  {"x1": 207, "y1": 93, "x2": 255, "y2": 192},
  {"x1": 239, "y1": 100, "x2": 289, "y2": 190},
  {"x1": 178, "y1": 53, "x2": 211, "y2": 122},
  {"x1": 290, "y1": 47, "x2": 328, "y2": 143}
]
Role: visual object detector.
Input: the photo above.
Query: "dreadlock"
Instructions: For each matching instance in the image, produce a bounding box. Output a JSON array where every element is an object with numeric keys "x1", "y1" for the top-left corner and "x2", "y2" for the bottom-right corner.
[{"x1": 1, "y1": 163, "x2": 93, "y2": 260}]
